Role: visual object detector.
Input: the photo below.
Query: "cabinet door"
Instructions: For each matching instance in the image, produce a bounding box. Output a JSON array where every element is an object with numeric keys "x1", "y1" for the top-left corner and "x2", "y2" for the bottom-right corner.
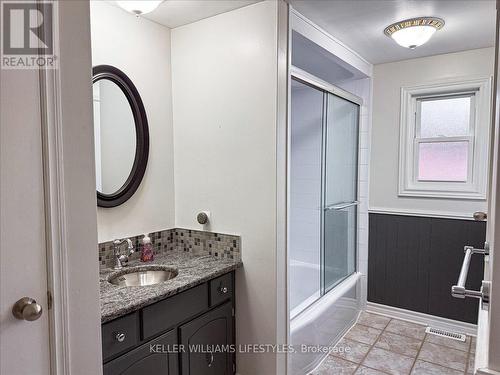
[
  {"x1": 180, "y1": 302, "x2": 234, "y2": 375},
  {"x1": 104, "y1": 329, "x2": 178, "y2": 375}
]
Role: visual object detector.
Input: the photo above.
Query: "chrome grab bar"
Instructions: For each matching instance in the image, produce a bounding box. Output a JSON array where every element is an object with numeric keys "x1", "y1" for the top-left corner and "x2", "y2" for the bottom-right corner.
[
  {"x1": 451, "y1": 244, "x2": 490, "y2": 309},
  {"x1": 324, "y1": 201, "x2": 359, "y2": 211}
]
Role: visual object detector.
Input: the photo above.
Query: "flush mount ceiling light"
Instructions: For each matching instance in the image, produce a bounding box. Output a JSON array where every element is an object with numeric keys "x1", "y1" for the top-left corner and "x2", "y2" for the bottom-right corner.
[
  {"x1": 116, "y1": 1, "x2": 164, "y2": 16},
  {"x1": 384, "y1": 17, "x2": 444, "y2": 49}
]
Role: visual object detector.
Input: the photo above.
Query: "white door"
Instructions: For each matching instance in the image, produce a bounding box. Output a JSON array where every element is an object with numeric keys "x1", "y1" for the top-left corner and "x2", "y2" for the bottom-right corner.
[
  {"x1": 0, "y1": 68, "x2": 51, "y2": 373},
  {"x1": 475, "y1": 2, "x2": 500, "y2": 373},
  {"x1": 0, "y1": 2, "x2": 103, "y2": 374}
]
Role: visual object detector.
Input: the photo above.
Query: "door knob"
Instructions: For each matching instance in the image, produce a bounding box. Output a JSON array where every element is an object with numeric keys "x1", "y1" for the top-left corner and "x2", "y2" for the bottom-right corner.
[
  {"x1": 12, "y1": 297, "x2": 43, "y2": 321},
  {"x1": 473, "y1": 211, "x2": 487, "y2": 221}
]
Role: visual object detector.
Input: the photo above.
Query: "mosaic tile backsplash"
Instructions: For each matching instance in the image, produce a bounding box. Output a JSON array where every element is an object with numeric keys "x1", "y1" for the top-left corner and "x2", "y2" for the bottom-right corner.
[{"x1": 98, "y1": 228, "x2": 241, "y2": 269}]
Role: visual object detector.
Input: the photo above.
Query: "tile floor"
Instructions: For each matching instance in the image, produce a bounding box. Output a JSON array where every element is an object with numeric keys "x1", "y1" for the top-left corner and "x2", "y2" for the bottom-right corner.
[{"x1": 311, "y1": 312, "x2": 476, "y2": 375}]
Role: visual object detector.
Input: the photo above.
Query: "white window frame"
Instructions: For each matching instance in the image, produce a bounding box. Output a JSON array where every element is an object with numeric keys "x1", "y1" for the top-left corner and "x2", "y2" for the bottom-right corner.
[{"x1": 399, "y1": 77, "x2": 492, "y2": 199}]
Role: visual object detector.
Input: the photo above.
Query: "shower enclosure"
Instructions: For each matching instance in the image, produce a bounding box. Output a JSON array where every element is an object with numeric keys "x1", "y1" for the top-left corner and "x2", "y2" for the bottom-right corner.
[{"x1": 289, "y1": 68, "x2": 361, "y2": 374}]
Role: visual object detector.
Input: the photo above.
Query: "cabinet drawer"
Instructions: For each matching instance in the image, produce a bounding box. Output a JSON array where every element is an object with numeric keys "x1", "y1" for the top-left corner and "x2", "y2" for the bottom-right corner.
[
  {"x1": 102, "y1": 312, "x2": 139, "y2": 362},
  {"x1": 142, "y1": 283, "x2": 208, "y2": 340},
  {"x1": 209, "y1": 273, "x2": 232, "y2": 307},
  {"x1": 104, "y1": 329, "x2": 178, "y2": 375}
]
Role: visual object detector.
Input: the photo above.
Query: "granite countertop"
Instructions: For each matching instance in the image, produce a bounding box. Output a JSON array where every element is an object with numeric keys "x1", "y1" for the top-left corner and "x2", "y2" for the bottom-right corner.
[{"x1": 100, "y1": 250, "x2": 242, "y2": 323}]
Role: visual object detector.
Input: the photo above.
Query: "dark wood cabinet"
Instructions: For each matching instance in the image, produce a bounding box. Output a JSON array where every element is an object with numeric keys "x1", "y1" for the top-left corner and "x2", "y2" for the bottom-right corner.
[
  {"x1": 209, "y1": 273, "x2": 232, "y2": 307},
  {"x1": 102, "y1": 312, "x2": 139, "y2": 361},
  {"x1": 180, "y1": 302, "x2": 233, "y2": 375},
  {"x1": 142, "y1": 284, "x2": 208, "y2": 340},
  {"x1": 104, "y1": 330, "x2": 178, "y2": 375},
  {"x1": 102, "y1": 271, "x2": 235, "y2": 375}
]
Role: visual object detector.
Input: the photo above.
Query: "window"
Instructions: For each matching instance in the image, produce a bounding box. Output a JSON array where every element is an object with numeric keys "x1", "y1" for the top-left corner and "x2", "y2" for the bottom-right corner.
[
  {"x1": 399, "y1": 78, "x2": 492, "y2": 199},
  {"x1": 417, "y1": 95, "x2": 472, "y2": 182}
]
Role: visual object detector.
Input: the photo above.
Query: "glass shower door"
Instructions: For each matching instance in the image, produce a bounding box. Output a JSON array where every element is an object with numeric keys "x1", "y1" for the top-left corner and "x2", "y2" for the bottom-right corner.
[
  {"x1": 323, "y1": 94, "x2": 359, "y2": 293},
  {"x1": 289, "y1": 78, "x2": 324, "y2": 316},
  {"x1": 289, "y1": 70, "x2": 362, "y2": 375}
]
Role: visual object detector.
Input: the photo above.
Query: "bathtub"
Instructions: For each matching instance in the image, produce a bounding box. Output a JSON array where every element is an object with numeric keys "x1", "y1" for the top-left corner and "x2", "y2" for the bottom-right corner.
[{"x1": 289, "y1": 261, "x2": 361, "y2": 375}]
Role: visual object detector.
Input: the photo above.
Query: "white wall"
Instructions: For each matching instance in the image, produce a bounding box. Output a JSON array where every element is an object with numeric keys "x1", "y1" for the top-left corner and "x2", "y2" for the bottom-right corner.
[
  {"x1": 90, "y1": 1, "x2": 175, "y2": 242},
  {"x1": 370, "y1": 48, "x2": 495, "y2": 218},
  {"x1": 171, "y1": 2, "x2": 281, "y2": 373}
]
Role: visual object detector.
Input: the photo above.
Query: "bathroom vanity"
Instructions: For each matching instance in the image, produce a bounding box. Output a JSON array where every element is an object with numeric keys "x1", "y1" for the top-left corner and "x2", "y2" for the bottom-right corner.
[{"x1": 100, "y1": 251, "x2": 241, "y2": 375}]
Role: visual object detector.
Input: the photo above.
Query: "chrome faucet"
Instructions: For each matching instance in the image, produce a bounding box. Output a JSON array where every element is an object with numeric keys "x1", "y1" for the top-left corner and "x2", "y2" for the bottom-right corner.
[{"x1": 113, "y1": 238, "x2": 135, "y2": 270}]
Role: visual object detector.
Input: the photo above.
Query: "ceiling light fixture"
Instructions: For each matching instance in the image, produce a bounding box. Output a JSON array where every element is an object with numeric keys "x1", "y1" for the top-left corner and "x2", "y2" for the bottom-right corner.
[
  {"x1": 116, "y1": 1, "x2": 164, "y2": 16},
  {"x1": 384, "y1": 17, "x2": 444, "y2": 49}
]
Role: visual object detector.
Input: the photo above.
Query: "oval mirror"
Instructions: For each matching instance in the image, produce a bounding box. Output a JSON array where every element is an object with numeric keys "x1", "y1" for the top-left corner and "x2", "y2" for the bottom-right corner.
[{"x1": 92, "y1": 65, "x2": 149, "y2": 207}]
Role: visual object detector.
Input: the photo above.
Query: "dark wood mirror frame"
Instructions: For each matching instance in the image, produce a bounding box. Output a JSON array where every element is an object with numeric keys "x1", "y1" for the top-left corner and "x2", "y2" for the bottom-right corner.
[{"x1": 92, "y1": 65, "x2": 149, "y2": 208}]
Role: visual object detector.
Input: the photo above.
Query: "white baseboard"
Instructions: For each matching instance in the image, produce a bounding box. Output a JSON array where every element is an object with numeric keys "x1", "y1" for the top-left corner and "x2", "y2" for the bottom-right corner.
[{"x1": 366, "y1": 302, "x2": 478, "y2": 337}]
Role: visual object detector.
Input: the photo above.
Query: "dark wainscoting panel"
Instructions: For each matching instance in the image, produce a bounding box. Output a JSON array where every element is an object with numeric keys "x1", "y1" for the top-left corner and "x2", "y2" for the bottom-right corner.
[{"x1": 368, "y1": 213, "x2": 486, "y2": 324}]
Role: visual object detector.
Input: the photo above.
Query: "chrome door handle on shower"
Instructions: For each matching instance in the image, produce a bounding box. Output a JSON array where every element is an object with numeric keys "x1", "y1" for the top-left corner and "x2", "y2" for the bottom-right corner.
[{"x1": 324, "y1": 201, "x2": 359, "y2": 211}]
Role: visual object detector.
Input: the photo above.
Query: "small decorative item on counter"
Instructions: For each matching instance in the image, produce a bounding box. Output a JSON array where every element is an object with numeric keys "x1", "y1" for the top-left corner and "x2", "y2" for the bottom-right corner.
[{"x1": 140, "y1": 234, "x2": 154, "y2": 262}]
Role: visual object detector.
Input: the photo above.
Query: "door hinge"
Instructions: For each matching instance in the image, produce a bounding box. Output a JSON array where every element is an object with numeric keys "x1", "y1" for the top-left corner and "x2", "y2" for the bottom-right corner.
[
  {"x1": 233, "y1": 362, "x2": 236, "y2": 374},
  {"x1": 232, "y1": 307, "x2": 235, "y2": 317},
  {"x1": 47, "y1": 290, "x2": 53, "y2": 310}
]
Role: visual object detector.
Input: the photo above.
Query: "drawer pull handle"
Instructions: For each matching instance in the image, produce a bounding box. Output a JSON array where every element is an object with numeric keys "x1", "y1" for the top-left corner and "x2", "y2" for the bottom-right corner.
[
  {"x1": 206, "y1": 352, "x2": 214, "y2": 367},
  {"x1": 116, "y1": 332, "x2": 126, "y2": 342},
  {"x1": 219, "y1": 286, "x2": 228, "y2": 294}
]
